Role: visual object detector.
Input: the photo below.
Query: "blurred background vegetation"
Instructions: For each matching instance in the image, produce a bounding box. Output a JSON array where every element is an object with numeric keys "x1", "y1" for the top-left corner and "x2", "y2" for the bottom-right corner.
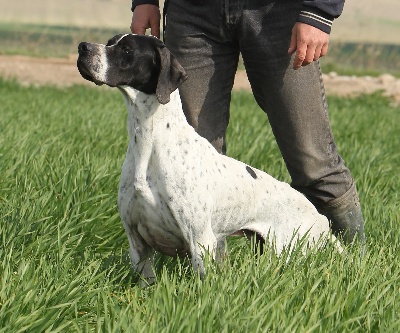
[{"x1": 0, "y1": 0, "x2": 399, "y2": 77}]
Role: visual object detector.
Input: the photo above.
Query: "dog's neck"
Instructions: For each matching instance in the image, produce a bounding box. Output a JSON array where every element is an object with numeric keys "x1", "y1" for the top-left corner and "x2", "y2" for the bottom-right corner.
[
  {"x1": 119, "y1": 86, "x2": 186, "y2": 135},
  {"x1": 118, "y1": 86, "x2": 190, "y2": 192},
  {"x1": 119, "y1": 86, "x2": 189, "y2": 174}
]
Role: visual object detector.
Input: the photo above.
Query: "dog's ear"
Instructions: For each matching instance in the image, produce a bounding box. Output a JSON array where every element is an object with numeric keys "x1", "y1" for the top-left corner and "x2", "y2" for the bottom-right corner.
[
  {"x1": 106, "y1": 34, "x2": 125, "y2": 46},
  {"x1": 156, "y1": 46, "x2": 188, "y2": 104}
]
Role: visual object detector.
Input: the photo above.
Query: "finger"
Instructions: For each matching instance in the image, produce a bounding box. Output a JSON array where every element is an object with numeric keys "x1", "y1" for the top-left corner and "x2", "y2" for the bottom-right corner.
[
  {"x1": 150, "y1": 19, "x2": 161, "y2": 38},
  {"x1": 131, "y1": 25, "x2": 147, "y2": 35},
  {"x1": 293, "y1": 42, "x2": 307, "y2": 70},
  {"x1": 302, "y1": 41, "x2": 318, "y2": 66},
  {"x1": 130, "y1": 16, "x2": 147, "y2": 35},
  {"x1": 151, "y1": 27, "x2": 161, "y2": 39},
  {"x1": 321, "y1": 42, "x2": 329, "y2": 57},
  {"x1": 130, "y1": 18, "x2": 135, "y2": 33},
  {"x1": 313, "y1": 45, "x2": 323, "y2": 61}
]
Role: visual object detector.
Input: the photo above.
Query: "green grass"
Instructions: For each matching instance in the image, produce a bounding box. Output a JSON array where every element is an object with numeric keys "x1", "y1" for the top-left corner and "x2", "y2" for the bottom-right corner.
[
  {"x1": 0, "y1": 23, "x2": 126, "y2": 58},
  {"x1": 1, "y1": 23, "x2": 400, "y2": 77},
  {"x1": 0, "y1": 78, "x2": 399, "y2": 332},
  {"x1": 321, "y1": 42, "x2": 400, "y2": 77}
]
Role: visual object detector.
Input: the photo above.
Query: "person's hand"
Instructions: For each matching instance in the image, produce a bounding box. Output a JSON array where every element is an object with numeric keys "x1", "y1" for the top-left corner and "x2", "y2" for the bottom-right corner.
[
  {"x1": 130, "y1": 4, "x2": 161, "y2": 38},
  {"x1": 288, "y1": 22, "x2": 329, "y2": 70}
]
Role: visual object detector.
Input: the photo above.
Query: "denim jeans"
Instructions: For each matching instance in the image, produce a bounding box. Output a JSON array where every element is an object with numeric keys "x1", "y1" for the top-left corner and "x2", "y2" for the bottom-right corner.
[{"x1": 164, "y1": 0, "x2": 354, "y2": 207}]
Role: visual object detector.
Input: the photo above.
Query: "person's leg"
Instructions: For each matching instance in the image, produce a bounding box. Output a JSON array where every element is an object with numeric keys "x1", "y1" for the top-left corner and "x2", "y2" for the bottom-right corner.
[
  {"x1": 164, "y1": 0, "x2": 240, "y2": 154},
  {"x1": 238, "y1": 0, "x2": 365, "y2": 244}
]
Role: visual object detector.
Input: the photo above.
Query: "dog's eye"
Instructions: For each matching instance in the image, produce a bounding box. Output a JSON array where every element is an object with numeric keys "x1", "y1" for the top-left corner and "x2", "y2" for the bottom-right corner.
[{"x1": 121, "y1": 45, "x2": 131, "y2": 54}]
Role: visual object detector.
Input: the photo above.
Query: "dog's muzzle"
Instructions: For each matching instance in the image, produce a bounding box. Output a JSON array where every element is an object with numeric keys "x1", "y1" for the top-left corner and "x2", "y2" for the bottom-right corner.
[{"x1": 77, "y1": 42, "x2": 104, "y2": 85}]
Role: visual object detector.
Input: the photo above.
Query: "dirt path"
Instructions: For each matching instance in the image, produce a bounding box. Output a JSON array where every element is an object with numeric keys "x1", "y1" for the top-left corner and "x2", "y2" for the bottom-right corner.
[{"x1": 1, "y1": 55, "x2": 400, "y2": 103}]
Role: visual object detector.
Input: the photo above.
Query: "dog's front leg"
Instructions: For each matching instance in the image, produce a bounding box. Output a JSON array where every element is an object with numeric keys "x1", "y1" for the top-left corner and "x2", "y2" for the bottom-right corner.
[
  {"x1": 124, "y1": 228, "x2": 155, "y2": 287},
  {"x1": 131, "y1": 247, "x2": 155, "y2": 287},
  {"x1": 190, "y1": 248, "x2": 206, "y2": 278},
  {"x1": 215, "y1": 239, "x2": 228, "y2": 262},
  {"x1": 189, "y1": 225, "x2": 218, "y2": 278}
]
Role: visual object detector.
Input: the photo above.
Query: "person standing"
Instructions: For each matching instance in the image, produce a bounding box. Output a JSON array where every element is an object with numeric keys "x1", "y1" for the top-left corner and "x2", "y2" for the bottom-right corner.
[{"x1": 130, "y1": 0, "x2": 365, "y2": 246}]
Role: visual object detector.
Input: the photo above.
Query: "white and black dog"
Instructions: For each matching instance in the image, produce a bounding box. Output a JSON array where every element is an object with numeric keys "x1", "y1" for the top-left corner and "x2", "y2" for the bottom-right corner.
[{"x1": 77, "y1": 34, "x2": 340, "y2": 284}]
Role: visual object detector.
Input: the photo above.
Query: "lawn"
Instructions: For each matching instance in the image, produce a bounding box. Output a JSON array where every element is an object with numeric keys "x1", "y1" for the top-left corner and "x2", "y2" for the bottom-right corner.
[{"x1": 0, "y1": 79, "x2": 399, "y2": 332}]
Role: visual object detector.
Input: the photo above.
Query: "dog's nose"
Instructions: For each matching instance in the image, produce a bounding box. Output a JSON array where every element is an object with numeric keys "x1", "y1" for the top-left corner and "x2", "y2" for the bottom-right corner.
[{"x1": 78, "y1": 42, "x2": 92, "y2": 54}]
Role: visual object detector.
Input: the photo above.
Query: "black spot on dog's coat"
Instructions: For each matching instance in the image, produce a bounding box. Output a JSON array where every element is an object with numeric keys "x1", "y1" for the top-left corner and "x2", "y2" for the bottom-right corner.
[{"x1": 246, "y1": 166, "x2": 257, "y2": 179}]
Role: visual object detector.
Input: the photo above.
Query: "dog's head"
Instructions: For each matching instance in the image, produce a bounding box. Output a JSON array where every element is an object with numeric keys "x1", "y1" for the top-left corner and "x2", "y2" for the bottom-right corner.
[{"x1": 77, "y1": 34, "x2": 187, "y2": 104}]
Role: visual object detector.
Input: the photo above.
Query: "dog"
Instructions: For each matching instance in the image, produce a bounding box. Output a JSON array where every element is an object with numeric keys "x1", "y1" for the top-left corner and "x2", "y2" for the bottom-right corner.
[{"x1": 77, "y1": 34, "x2": 340, "y2": 285}]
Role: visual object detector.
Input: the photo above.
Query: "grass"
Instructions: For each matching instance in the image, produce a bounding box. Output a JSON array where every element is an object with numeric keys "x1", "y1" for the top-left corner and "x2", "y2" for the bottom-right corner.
[
  {"x1": 1, "y1": 22, "x2": 400, "y2": 77},
  {"x1": 0, "y1": 23, "x2": 125, "y2": 58},
  {"x1": 0, "y1": 78, "x2": 399, "y2": 332},
  {"x1": 321, "y1": 42, "x2": 400, "y2": 77}
]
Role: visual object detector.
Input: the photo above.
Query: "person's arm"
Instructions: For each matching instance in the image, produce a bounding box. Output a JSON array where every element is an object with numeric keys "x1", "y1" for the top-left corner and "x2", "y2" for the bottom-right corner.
[
  {"x1": 297, "y1": 0, "x2": 345, "y2": 34},
  {"x1": 130, "y1": 0, "x2": 161, "y2": 38},
  {"x1": 288, "y1": 0, "x2": 345, "y2": 70}
]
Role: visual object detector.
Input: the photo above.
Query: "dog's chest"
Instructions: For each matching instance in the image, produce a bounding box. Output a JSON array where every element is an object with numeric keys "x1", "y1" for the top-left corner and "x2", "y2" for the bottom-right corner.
[{"x1": 118, "y1": 152, "x2": 190, "y2": 257}]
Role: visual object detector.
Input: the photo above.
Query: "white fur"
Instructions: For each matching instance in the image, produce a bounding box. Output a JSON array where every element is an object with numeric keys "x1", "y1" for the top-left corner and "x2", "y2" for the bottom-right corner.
[
  {"x1": 96, "y1": 47, "x2": 108, "y2": 83},
  {"x1": 117, "y1": 86, "x2": 341, "y2": 285},
  {"x1": 77, "y1": 35, "x2": 341, "y2": 286}
]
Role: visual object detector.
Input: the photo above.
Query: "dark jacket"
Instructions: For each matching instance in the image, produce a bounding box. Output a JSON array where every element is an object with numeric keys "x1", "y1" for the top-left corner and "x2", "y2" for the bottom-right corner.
[{"x1": 131, "y1": 0, "x2": 344, "y2": 34}]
